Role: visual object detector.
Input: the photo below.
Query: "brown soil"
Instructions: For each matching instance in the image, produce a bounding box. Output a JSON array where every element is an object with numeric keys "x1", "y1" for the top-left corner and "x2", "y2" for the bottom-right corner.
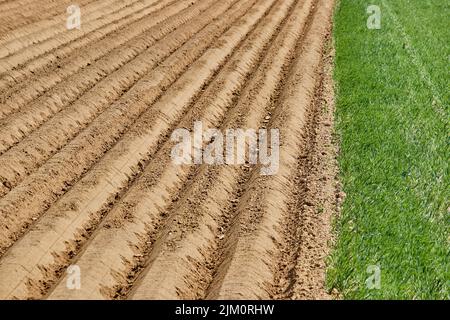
[{"x1": 0, "y1": 0, "x2": 338, "y2": 300}]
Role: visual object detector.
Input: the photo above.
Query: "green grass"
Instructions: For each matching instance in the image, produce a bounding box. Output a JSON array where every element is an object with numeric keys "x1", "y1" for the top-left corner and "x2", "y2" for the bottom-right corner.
[{"x1": 327, "y1": 0, "x2": 449, "y2": 299}]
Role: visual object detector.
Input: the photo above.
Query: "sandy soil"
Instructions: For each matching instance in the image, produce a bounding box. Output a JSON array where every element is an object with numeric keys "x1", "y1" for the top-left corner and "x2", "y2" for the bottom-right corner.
[{"x1": 0, "y1": 0, "x2": 338, "y2": 299}]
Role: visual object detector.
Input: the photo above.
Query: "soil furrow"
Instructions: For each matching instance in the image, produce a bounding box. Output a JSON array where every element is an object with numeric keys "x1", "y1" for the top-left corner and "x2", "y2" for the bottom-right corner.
[
  {"x1": 129, "y1": 0, "x2": 314, "y2": 300},
  {"x1": 47, "y1": 0, "x2": 291, "y2": 300},
  {"x1": 0, "y1": 0, "x2": 166, "y2": 73},
  {"x1": 0, "y1": 7, "x2": 221, "y2": 200},
  {"x1": 0, "y1": 0, "x2": 239, "y2": 258},
  {"x1": 0, "y1": 0, "x2": 338, "y2": 301},
  {"x1": 0, "y1": 0, "x2": 178, "y2": 93},
  {"x1": 0, "y1": 0, "x2": 188, "y2": 120},
  {"x1": 274, "y1": 42, "x2": 338, "y2": 300},
  {"x1": 0, "y1": 0, "x2": 43, "y2": 13},
  {"x1": 0, "y1": 0, "x2": 95, "y2": 36},
  {"x1": 0, "y1": 1, "x2": 202, "y2": 198},
  {"x1": 0, "y1": 1, "x2": 70, "y2": 20},
  {"x1": 0, "y1": 1, "x2": 214, "y2": 190},
  {"x1": 0, "y1": 0, "x2": 265, "y2": 299},
  {"x1": 0, "y1": 0, "x2": 140, "y2": 59},
  {"x1": 0, "y1": 0, "x2": 65, "y2": 14},
  {"x1": 206, "y1": 0, "x2": 335, "y2": 300}
]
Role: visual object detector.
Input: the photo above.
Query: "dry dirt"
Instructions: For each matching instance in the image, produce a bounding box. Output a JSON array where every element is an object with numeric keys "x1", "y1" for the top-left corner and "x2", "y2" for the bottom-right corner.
[{"x1": 0, "y1": 0, "x2": 339, "y2": 299}]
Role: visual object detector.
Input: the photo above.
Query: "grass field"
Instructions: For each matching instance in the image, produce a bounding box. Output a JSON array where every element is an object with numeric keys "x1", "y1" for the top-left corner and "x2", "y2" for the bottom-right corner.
[{"x1": 327, "y1": 0, "x2": 449, "y2": 299}]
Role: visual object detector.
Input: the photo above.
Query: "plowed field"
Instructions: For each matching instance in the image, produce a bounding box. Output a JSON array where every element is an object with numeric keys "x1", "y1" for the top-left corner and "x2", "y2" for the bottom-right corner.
[{"x1": 0, "y1": 0, "x2": 338, "y2": 299}]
